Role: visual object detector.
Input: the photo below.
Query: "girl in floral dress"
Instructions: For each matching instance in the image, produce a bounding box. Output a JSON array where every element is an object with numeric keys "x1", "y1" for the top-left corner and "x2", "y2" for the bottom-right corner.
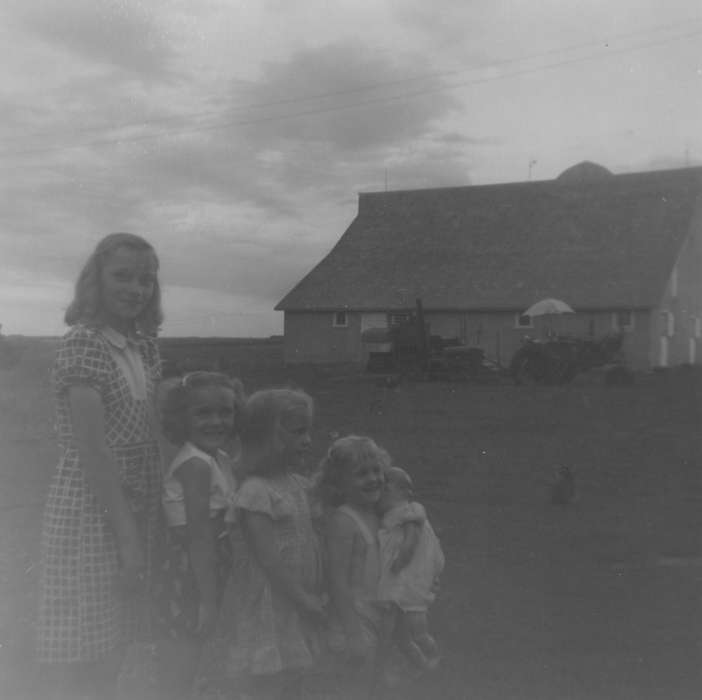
[
  {"x1": 224, "y1": 388, "x2": 326, "y2": 700},
  {"x1": 37, "y1": 233, "x2": 164, "y2": 699}
]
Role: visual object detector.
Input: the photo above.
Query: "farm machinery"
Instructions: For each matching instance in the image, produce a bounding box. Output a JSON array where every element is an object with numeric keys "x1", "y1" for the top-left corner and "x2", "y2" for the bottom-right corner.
[
  {"x1": 509, "y1": 332, "x2": 625, "y2": 385},
  {"x1": 362, "y1": 316, "x2": 501, "y2": 383}
]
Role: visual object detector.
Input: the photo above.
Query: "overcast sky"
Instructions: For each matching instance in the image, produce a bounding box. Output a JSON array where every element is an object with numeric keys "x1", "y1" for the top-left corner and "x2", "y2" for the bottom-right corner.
[{"x1": 1, "y1": 0, "x2": 701, "y2": 337}]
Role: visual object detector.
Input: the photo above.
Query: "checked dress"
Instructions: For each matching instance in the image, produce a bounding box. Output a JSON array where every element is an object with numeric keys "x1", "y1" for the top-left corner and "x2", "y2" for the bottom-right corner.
[{"x1": 37, "y1": 324, "x2": 164, "y2": 664}]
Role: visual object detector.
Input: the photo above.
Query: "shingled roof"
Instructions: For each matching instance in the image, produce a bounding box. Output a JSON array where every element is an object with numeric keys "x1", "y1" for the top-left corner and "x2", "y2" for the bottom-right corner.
[{"x1": 276, "y1": 163, "x2": 702, "y2": 312}]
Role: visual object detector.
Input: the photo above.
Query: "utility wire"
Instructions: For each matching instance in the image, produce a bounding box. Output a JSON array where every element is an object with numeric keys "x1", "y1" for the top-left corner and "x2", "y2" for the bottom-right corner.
[
  {"x1": 5, "y1": 16, "x2": 702, "y2": 145},
  {"x1": 2, "y1": 25, "x2": 701, "y2": 159}
]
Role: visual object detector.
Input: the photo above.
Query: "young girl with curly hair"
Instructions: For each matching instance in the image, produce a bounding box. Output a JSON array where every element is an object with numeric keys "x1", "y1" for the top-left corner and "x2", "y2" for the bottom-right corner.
[
  {"x1": 158, "y1": 371, "x2": 246, "y2": 698},
  {"x1": 317, "y1": 435, "x2": 391, "y2": 698},
  {"x1": 37, "y1": 233, "x2": 164, "y2": 699}
]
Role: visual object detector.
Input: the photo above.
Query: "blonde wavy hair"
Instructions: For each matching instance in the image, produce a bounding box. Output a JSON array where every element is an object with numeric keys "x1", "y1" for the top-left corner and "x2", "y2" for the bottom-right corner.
[
  {"x1": 317, "y1": 435, "x2": 391, "y2": 507},
  {"x1": 64, "y1": 232, "x2": 163, "y2": 335}
]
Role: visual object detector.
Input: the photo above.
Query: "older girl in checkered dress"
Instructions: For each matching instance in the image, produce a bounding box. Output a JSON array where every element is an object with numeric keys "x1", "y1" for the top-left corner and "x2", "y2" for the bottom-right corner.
[{"x1": 37, "y1": 233, "x2": 165, "y2": 699}]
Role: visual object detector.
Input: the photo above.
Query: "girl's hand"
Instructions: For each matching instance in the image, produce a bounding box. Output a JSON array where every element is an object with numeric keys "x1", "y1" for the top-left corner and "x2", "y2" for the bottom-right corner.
[{"x1": 196, "y1": 601, "x2": 219, "y2": 638}]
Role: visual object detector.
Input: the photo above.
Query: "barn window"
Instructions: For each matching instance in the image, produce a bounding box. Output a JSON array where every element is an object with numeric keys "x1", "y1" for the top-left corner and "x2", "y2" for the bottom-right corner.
[
  {"x1": 514, "y1": 313, "x2": 533, "y2": 329},
  {"x1": 612, "y1": 310, "x2": 634, "y2": 332},
  {"x1": 388, "y1": 312, "x2": 411, "y2": 327},
  {"x1": 332, "y1": 311, "x2": 348, "y2": 327}
]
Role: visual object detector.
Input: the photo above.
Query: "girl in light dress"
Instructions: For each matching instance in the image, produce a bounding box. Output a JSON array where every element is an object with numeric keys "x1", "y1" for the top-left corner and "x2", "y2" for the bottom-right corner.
[
  {"x1": 214, "y1": 387, "x2": 326, "y2": 700},
  {"x1": 37, "y1": 233, "x2": 164, "y2": 700},
  {"x1": 158, "y1": 371, "x2": 245, "y2": 698},
  {"x1": 377, "y1": 466, "x2": 444, "y2": 672},
  {"x1": 318, "y1": 435, "x2": 391, "y2": 699}
]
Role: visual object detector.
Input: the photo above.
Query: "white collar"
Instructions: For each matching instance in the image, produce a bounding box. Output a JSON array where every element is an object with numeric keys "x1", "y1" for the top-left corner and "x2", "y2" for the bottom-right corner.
[{"x1": 100, "y1": 325, "x2": 138, "y2": 350}]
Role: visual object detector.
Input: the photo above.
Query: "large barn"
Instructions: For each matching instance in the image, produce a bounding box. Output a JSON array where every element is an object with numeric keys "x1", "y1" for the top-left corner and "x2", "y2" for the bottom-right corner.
[{"x1": 276, "y1": 162, "x2": 702, "y2": 370}]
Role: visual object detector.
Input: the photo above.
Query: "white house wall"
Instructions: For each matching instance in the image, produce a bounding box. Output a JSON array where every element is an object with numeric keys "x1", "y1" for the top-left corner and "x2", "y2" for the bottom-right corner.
[{"x1": 650, "y1": 199, "x2": 702, "y2": 367}]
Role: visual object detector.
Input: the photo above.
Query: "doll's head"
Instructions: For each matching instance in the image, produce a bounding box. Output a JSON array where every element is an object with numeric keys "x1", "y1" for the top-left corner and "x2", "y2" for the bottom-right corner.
[
  {"x1": 65, "y1": 232, "x2": 163, "y2": 335},
  {"x1": 318, "y1": 435, "x2": 390, "y2": 510},
  {"x1": 160, "y1": 371, "x2": 245, "y2": 455},
  {"x1": 378, "y1": 466, "x2": 414, "y2": 513},
  {"x1": 240, "y1": 387, "x2": 314, "y2": 475}
]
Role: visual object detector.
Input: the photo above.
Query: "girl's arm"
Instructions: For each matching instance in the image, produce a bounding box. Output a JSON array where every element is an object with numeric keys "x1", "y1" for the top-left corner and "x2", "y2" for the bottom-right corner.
[
  {"x1": 326, "y1": 510, "x2": 367, "y2": 656},
  {"x1": 243, "y1": 510, "x2": 325, "y2": 617},
  {"x1": 390, "y1": 521, "x2": 421, "y2": 573},
  {"x1": 177, "y1": 457, "x2": 218, "y2": 635},
  {"x1": 68, "y1": 385, "x2": 144, "y2": 590}
]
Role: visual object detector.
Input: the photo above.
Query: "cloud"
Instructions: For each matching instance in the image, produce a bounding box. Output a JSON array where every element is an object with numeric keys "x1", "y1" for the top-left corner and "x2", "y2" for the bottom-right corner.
[
  {"x1": 129, "y1": 135, "x2": 302, "y2": 217},
  {"x1": 154, "y1": 211, "x2": 338, "y2": 302},
  {"x1": 160, "y1": 285, "x2": 281, "y2": 337},
  {"x1": 5, "y1": 0, "x2": 699, "y2": 339},
  {"x1": 435, "y1": 131, "x2": 500, "y2": 146},
  {"x1": 233, "y1": 41, "x2": 462, "y2": 153},
  {"x1": 20, "y1": 0, "x2": 176, "y2": 81}
]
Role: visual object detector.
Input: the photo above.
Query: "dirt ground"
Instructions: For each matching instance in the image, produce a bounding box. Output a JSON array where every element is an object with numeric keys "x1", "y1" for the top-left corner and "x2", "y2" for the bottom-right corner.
[{"x1": 1, "y1": 339, "x2": 701, "y2": 699}]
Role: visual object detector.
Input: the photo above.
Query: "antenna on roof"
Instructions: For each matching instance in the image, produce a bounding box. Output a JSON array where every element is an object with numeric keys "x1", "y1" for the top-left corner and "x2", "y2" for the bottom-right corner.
[{"x1": 528, "y1": 159, "x2": 537, "y2": 181}]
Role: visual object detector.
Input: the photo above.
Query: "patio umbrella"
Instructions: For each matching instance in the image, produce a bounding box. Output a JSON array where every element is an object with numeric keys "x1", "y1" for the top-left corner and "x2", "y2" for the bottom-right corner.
[
  {"x1": 523, "y1": 298, "x2": 575, "y2": 317},
  {"x1": 523, "y1": 298, "x2": 575, "y2": 338}
]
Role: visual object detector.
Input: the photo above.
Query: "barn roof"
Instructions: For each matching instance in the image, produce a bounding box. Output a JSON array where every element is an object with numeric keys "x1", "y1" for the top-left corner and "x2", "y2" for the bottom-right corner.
[{"x1": 276, "y1": 163, "x2": 702, "y2": 312}]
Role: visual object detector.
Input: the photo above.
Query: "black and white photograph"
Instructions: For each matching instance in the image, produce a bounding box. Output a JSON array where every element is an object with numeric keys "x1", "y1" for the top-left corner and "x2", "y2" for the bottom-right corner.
[{"x1": 1, "y1": 1, "x2": 701, "y2": 698}]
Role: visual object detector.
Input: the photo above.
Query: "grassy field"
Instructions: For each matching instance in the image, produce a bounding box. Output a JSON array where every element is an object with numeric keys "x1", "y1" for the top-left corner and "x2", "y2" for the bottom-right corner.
[{"x1": 1, "y1": 338, "x2": 701, "y2": 699}]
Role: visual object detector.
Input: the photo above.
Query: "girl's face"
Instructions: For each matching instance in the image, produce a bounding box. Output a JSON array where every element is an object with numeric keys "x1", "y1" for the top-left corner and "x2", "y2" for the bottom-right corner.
[
  {"x1": 342, "y1": 458, "x2": 385, "y2": 510},
  {"x1": 100, "y1": 246, "x2": 157, "y2": 332},
  {"x1": 186, "y1": 386, "x2": 236, "y2": 456},
  {"x1": 275, "y1": 407, "x2": 312, "y2": 470}
]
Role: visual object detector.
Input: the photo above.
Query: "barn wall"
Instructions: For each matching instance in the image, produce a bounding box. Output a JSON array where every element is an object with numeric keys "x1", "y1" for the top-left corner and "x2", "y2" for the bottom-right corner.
[
  {"x1": 282, "y1": 311, "x2": 363, "y2": 364},
  {"x1": 283, "y1": 308, "x2": 655, "y2": 368},
  {"x1": 616, "y1": 311, "x2": 651, "y2": 370}
]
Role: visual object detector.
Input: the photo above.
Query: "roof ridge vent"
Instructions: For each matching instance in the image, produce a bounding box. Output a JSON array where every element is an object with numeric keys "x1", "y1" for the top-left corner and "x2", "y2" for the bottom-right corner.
[{"x1": 556, "y1": 161, "x2": 613, "y2": 183}]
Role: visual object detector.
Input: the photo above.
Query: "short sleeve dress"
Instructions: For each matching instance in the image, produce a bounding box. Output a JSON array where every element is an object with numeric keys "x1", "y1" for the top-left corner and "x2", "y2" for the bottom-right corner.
[
  {"x1": 225, "y1": 473, "x2": 324, "y2": 677},
  {"x1": 326, "y1": 504, "x2": 383, "y2": 653},
  {"x1": 37, "y1": 324, "x2": 164, "y2": 664},
  {"x1": 160, "y1": 442, "x2": 237, "y2": 638}
]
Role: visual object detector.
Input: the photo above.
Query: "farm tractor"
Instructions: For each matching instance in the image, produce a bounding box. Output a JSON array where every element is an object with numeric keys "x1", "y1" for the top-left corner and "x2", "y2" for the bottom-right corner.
[
  {"x1": 362, "y1": 311, "x2": 501, "y2": 383},
  {"x1": 509, "y1": 332, "x2": 625, "y2": 385}
]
